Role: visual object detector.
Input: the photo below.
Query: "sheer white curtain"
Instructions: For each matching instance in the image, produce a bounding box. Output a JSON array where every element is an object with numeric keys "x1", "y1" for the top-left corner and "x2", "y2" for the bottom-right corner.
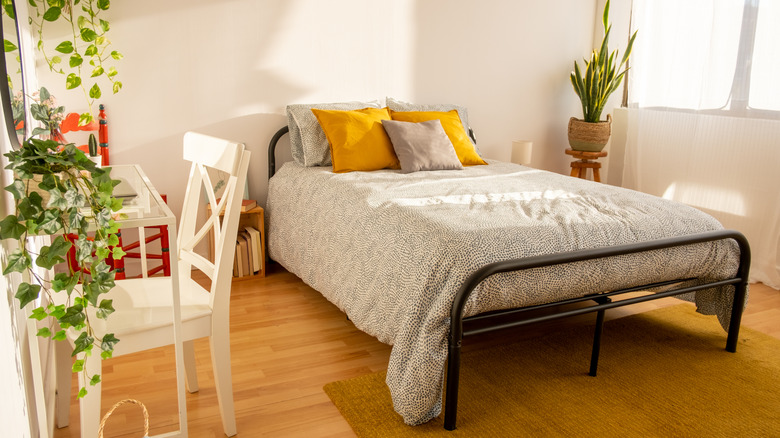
[{"x1": 623, "y1": 0, "x2": 780, "y2": 288}]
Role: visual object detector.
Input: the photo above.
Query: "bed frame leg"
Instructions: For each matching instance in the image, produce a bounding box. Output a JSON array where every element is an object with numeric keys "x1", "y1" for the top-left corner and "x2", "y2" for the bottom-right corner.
[
  {"x1": 589, "y1": 297, "x2": 611, "y2": 377},
  {"x1": 726, "y1": 234, "x2": 751, "y2": 353},
  {"x1": 726, "y1": 279, "x2": 749, "y2": 352},
  {"x1": 444, "y1": 341, "x2": 462, "y2": 431}
]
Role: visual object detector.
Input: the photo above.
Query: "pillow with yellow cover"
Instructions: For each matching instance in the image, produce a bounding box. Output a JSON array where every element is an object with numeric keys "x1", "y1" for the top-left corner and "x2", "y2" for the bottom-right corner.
[
  {"x1": 389, "y1": 109, "x2": 487, "y2": 166},
  {"x1": 311, "y1": 107, "x2": 400, "y2": 173}
]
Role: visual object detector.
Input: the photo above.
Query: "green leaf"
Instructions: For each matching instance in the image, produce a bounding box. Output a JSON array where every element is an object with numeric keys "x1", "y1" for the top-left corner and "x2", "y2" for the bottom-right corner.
[
  {"x1": 96, "y1": 299, "x2": 115, "y2": 319},
  {"x1": 80, "y1": 28, "x2": 97, "y2": 42},
  {"x1": 112, "y1": 81, "x2": 122, "y2": 94},
  {"x1": 48, "y1": 304, "x2": 66, "y2": 319},
  {"x1": 69, "y1": 53, "x2": 83, "y2": 68},
  {"x1": 89, "y1": 374, "x2": 101, "y2": 386},
  {"x1": 35, "y1": 235, "x2": 72, "y2": 269},
  {"x1": 59, "y1": 304, "x2": 85, "y2": 329},
  {"x1": 89, "y1": 83, "x2": 101, "y2": 99},
  {"x1": 51, "y1": 55, "x2": 62, "y2": 65},
  {"x1": 38, "y1": 209, "x2": 64, "y2": 234},
  {"x1": 54, "y1": 40, "x2": 73, "y2": 54},
  {"x1": 15, "y1": 282, "x2": 41, "y2": 308},
  {"x1": 3, "y1": 248, "x2": 31, "y2": 275},
  {"x1": 72, "y1": 331, "x2": 94, "y2": 357},
  {"x1": 106, "y1": 66, "x2": 118, "y2": 78},
  {"x1": 111, "y1": 246, "x2": 125, "y2": 260},
  {"x1": 63, "y1": 186, "x2": 86, "y2": 209},
  {"x1": 99, "y1": 19, "x2": 110, "y2": 32},
  {"x1": 72, "y1": 358, "x2": 84, "y2": 372},
  {"x1": 4, "y1": 38, "x2": 18, "y2": 52},
  {"x1": 3, "y1": 3, "x2": 15, "y2": 19},
  {"x1": 97, "y1": 0, "x2": 109, "y2": 10},
  {"x1": 84, "y1": 44, "x2": 98, "y2": 57},
  {"x1": 74, "y1": 235, "x2": 93, "y2": 263},
  {"x1": 0, "y1": 215, "x2": 27, "y2": 240},
  {"x1": 46, "y1": 187, "x2": 68, "y2": 210},
  {"x1": 53, "y1": 330, "x2": 67, "y2": 341},
  {"x1": 100, "y1": 332, "x2": 119, "y2": 351},
  {"x1": 30, "y1": 307, "x2": 48, "y2": 321},
  {"x1": 77, "y1": 387, "x2": 88, "y2": 399},
  {"x1": 65, "y1": 73, "x2": 81, "y2": 89},
  {"x1": 17, "y1": 192, "x2": 43, "y2": 220},
  {"x1": 37, "y1": 327, "x2": 52, "y2": 338},
  {"x1": 110, "y1": 50, "x2": 122, "y2": 60},
  {"x1": 43, "y1": 6, "x2": 61, "y2": 21},
  {"x1": 100, "y1": 349, "x2": 113, "y2": 359},
  {"x1": 79, "y1": 112, "x2": 94, "y2": 125},
  {"x1": 90, "y1": 66, "x2": 104, "y2": 78},
  {"x1": 4, "y1": 179, "x2": 27, "y2": 199},
  {"x1": 52, "y1": 273, "x2": 79, "y2": 293}
]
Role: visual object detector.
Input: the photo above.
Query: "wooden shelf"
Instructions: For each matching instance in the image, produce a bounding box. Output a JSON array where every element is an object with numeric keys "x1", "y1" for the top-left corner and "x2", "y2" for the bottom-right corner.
[{"x1": 207, "y1": 205, "x2": 266, "y2": 280}]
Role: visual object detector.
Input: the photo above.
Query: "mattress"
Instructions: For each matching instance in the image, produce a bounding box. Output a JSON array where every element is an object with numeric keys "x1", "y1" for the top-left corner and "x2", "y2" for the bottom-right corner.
[{"x1": 267, "y1": 159, "x2": 740, "y2": 425}]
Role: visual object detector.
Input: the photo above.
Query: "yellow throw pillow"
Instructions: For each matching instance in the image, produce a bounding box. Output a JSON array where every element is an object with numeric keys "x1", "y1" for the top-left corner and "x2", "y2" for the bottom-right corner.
[
  {"x1": 389, "y1": 109, "x2": 487, "y2": 166},
  {"x1": 311, "y1": 107, "x2": 400, "y2": 173}
]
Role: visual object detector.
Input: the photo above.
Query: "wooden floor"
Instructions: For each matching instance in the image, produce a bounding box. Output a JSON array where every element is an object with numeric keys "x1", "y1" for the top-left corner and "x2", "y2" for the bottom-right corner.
[{"x1": 53, "y1": 266, "x2": 780, "y2": 438}]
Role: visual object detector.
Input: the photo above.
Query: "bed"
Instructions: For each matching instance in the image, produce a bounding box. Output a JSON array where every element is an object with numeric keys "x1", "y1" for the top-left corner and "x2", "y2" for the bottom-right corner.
[{"x1": 265, "y1": 103, "x2": 750, "y2": 430}]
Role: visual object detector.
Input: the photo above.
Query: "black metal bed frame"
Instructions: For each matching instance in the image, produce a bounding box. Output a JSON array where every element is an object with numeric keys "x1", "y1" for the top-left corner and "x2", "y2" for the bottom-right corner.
[{"x1": 267, "y1": 125, "x2": 751, "y2": 431}]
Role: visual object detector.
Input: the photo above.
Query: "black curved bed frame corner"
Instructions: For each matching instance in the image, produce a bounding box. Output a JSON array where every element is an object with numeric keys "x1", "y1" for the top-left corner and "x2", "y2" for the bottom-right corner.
[
  {"x1": 268, "y1": 125, "x2": 289, "y2": 179},
  {"x1": 266, "y1": 125, "x2": 751, "y2": 431}
]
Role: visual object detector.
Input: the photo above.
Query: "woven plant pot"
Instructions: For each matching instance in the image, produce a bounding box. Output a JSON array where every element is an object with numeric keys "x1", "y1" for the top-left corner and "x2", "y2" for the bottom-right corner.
[{"x1": 567, "y1": 114, "x2": 612, "y2": 152}]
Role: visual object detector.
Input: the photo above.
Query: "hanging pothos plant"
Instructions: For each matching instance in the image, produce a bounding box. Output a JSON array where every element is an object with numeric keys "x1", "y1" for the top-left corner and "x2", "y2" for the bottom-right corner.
[{"x1": 28, "y1": 0, "x2": 122, "y2": 125}]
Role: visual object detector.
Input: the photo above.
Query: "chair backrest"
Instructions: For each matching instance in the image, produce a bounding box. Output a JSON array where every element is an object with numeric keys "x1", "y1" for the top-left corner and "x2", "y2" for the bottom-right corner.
[{"x1": 177, "y1": 132, "x2": 251, "y2": 314}]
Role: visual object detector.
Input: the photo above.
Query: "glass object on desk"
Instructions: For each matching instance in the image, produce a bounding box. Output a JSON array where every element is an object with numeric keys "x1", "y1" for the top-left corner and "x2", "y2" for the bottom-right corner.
[{"x1": 108, "y1": 165, "x2": 167, "y2": 221}]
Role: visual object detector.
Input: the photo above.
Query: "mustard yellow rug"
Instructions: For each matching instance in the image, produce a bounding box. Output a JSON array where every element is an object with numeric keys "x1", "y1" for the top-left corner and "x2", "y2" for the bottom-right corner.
[{"x1": 324, "y1": 304, "x2": 780, "y2": 437}]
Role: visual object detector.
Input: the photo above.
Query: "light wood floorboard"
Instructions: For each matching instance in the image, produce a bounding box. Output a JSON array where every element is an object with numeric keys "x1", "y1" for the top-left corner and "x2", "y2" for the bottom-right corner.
[{"x1": 53, "y1": 265, "x2": 779, "y2": 437}]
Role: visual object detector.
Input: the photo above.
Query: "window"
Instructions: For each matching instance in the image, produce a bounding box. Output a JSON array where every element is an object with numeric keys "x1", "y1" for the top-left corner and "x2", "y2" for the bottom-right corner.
[{"x1": 628, "y1": 0, "x2": 780, "y2": 118}]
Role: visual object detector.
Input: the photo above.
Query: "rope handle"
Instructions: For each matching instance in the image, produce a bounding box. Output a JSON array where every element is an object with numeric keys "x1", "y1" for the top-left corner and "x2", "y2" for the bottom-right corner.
[{"x1": 98, "y1": 399, "x2": 150, "y2": 438}]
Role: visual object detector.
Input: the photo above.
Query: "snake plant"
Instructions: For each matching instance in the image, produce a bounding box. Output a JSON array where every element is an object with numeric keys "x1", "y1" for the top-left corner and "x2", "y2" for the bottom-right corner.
[{"x1": 571, "y1": 0, "x2": 637, "y2": 123}]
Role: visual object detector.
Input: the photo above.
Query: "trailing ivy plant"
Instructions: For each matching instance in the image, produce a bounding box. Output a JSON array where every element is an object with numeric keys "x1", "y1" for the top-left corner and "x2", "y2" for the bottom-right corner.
[
  {"x1": 0, "y1": 87, "x2": 125, "y2": 398},
  {"x1": 29, "y1": 0, "x2": 123, "y2": 125}
]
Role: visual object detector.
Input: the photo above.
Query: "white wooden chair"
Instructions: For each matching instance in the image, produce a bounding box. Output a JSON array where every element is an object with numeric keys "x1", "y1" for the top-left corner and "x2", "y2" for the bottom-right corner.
[{"x1": 55, "y1": 132, "x2": 251, "y2": 437}]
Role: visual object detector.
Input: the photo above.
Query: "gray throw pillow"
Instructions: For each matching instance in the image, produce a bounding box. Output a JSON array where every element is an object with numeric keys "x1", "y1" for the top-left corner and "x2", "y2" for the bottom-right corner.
[{"x1": 382, "y1": 119, "x2": 463, "y2": 173}]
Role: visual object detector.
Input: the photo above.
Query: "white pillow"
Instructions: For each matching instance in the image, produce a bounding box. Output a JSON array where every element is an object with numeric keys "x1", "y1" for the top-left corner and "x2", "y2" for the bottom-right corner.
[
  {"x1": 286, "y1": 100, "x2": 381, "y2": 167},
  {"x1": 385, "y1": 97, "x2": 477, "y2": 146}
]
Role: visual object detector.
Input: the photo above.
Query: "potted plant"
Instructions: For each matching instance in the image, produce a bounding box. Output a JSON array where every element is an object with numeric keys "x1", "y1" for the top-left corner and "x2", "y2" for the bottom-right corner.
[
  {"x1": 569, "y1": 0, "x2": 637, "y2": 152},
  {"x1": 0, "y1": 87, "x2": 124, "y2": 399}
]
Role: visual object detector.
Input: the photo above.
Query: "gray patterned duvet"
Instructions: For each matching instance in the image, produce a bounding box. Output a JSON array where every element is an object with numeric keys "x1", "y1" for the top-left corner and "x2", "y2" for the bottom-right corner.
[{"x1": 267, "y1": 159, "x2": 740, "y2": 425}]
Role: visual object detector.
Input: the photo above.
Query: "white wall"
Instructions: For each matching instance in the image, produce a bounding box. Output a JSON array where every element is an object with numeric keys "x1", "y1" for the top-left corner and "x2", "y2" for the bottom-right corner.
[{"x1": 36, "y1": 0, "x2": 608, "y2": 220}]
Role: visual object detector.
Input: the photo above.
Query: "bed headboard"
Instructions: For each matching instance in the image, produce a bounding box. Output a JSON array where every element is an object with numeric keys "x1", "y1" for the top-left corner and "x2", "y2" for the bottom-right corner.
[
  {"x1": 268, "y1": 125, "x2": 289, "y2": 179},
  {"x1": 267, "y1": 125, "x2": 477, "y2": 180}
]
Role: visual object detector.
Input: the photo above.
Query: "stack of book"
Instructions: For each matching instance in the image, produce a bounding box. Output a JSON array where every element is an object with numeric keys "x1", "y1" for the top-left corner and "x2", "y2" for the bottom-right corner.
[
  {"x1": 234, "y1": 225, "x2": 263, "y2": 278},
  {"x1": 215, "y1": 198, "x2": 257, "y2": 214}
]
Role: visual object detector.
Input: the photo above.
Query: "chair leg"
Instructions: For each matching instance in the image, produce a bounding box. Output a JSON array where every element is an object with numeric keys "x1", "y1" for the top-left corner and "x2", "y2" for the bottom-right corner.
[
  {"x1": 55, "y1": 339, "x2": 72, "y2": 428},
  {"x1": 77, "y1": 352, "x2": 103, "y2": 438},
  {"x1": 210, "y1": 329, "x2": 237, "y2": 436},
  {"x1": 183, "y1": 340, "x2": 199, "y2": 393},
  {"x1": 159, "y1": 225, "x2": 172, "y2": 277}
]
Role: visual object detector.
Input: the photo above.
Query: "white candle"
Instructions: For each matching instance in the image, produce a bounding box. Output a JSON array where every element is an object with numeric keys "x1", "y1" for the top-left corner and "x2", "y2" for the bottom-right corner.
[{"x1": 511, "y1": 140, "x2": 533, "y2": 165}]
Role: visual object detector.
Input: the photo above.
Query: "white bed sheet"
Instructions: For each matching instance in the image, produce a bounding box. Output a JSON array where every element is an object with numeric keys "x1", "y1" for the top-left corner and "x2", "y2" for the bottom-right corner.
[{"x1": 267, "y1": 159, "x2": 741, "y2": 425}]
